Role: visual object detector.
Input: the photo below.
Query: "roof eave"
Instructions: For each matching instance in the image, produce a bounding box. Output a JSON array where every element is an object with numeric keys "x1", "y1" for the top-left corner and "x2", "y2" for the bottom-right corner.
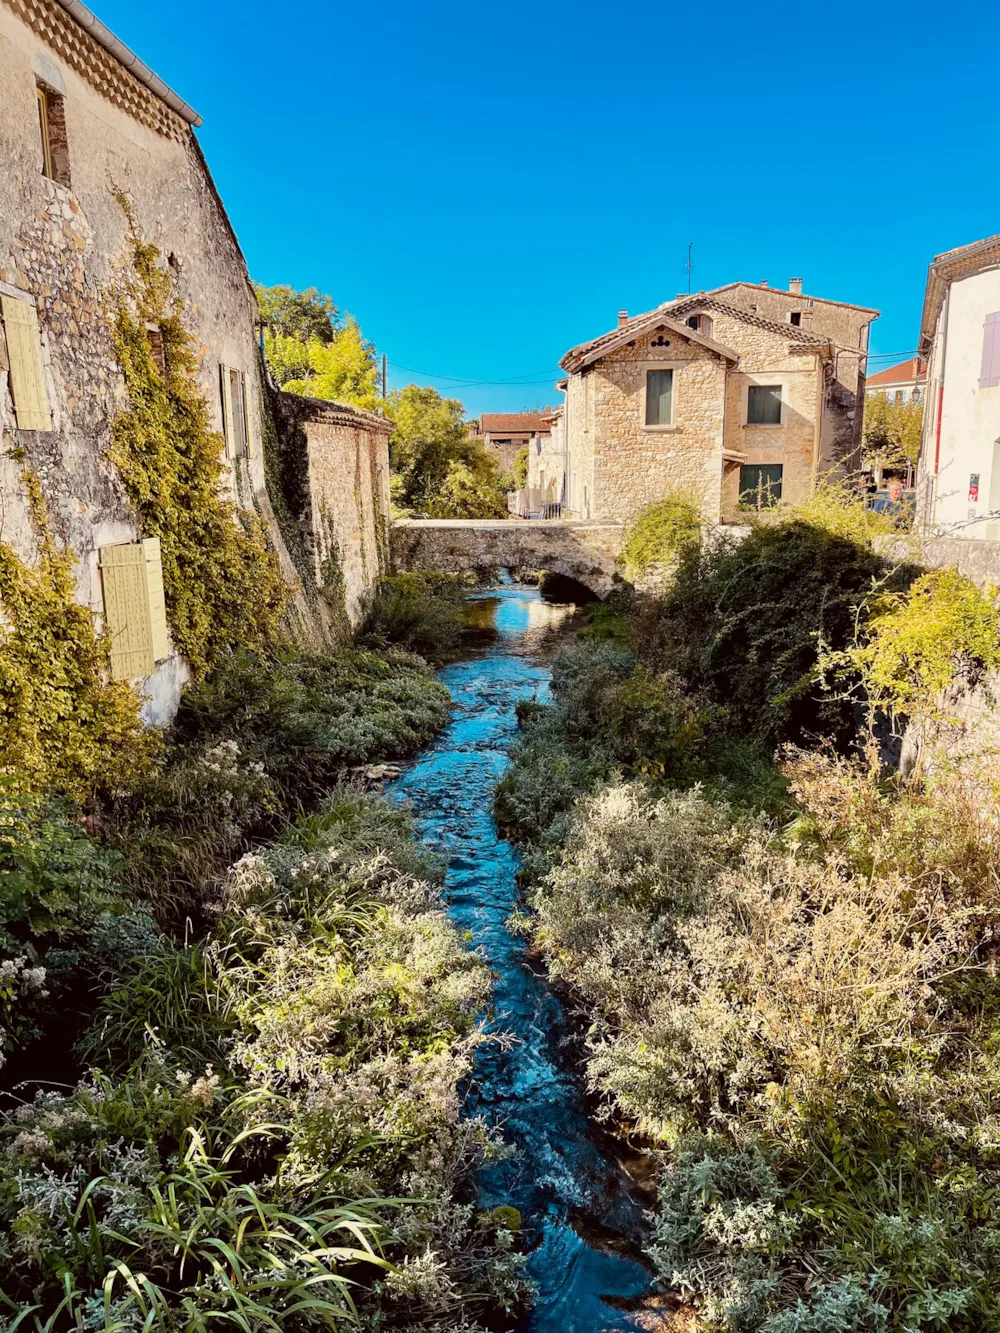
[{"x1": 53, "y1": 0, "x2": 203, "y2": 126}]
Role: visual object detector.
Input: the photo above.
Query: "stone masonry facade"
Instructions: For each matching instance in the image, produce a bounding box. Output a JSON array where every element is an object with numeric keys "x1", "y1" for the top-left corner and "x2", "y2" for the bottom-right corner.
[
  {"x1": 0, "y1": 0, "x2": 389, "y2": 719},
  {"x1": 558, "y1": 281, "x2": 877, "y2": 525}
]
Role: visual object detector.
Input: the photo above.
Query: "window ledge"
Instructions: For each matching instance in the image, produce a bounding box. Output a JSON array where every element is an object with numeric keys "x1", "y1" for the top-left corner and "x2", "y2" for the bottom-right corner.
[
  {"x1": 642, "y1": 423, "x2": 679, "y2": 433},
  {"x1": 742, "y1": 422, "x2": 783, "y2": 429}
]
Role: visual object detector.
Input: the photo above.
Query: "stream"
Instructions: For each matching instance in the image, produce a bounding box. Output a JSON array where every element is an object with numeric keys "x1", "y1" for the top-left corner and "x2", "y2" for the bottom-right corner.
[{"x1": 389, "y1": 582, "x2": 652, "y2": 1331}]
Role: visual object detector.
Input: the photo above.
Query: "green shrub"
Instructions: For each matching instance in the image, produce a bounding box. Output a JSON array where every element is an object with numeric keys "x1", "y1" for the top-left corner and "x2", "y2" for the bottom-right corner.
[
  {"x1": 362, "y1": 572, "x2": 481, "y2": 663},
  {"x1": 3, "y1": 792, "x2": 527, "y2": 1329},
  {"x1": 620, "y1": 492, "x2": 702, "y2": 578},
  {"x1": 642, "y1": 517, "x2": 895, "y2": 744},
  {"x1": 172, "y1": 647, "x2": 451, "y2": 804}
]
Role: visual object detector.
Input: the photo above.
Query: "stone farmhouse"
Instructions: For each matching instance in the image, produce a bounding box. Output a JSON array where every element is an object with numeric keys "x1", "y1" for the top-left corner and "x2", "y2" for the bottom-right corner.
[
  {"x1": 0, "y1": 0, "x2": 390, "y2": 720},
  {"x1": 917, "y1": 232, "x2": 1000, "y2": 538},
  {"x1": 471, "y1": 411, "x2": 552, "y2": 472},
  {"x1": 553, "y1": 279, "x2": 879, "y2": 523}
]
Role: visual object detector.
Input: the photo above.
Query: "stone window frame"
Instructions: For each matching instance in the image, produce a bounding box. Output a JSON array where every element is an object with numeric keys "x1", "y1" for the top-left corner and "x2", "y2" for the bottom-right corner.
[
  {"x1": 740, "y1": 373, "x2": 792, "y2": 430},
  {"x1": 36, "y1": 79, "x2": 71, "y2": 188},
  {"x1": 640, "y1": 360, "x2": 683, "y2": 433}
]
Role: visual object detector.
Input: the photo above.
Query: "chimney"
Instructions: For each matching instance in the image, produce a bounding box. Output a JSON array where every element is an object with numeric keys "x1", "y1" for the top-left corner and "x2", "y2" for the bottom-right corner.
[
  {"x1": 789, "y1": 277, "x2": 803, "y2": 295},
  {"x1": 617, "y1": 309, "x2": 629, "y2": 327},
  {"x1": 759, "y1": 279, "x2": 769, "y2": 287}
]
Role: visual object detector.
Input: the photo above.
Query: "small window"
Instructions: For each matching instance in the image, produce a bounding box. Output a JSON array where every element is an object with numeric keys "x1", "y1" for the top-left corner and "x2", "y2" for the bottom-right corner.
[
  {"x1": 747, "y1": 384, "x2": 782, "y2": 425},
  {"x1": 220, "y1": 364, "x2": 250, "y2": 458},
  {"x1": 739, "y1": 463, "x2": 783, "y2": 508},
  {"x1": 687, "y1": 315, "x2": 700, "y2": 330},
  {"x1": 36, "y1": 81, "x2": 70, "y2": 186},
  {"x1": 894, "y1": 389, "x2": 903, "y2": 405},
  {"x1": 789, "y1": 311, "x2": 802, "y2": 326},
  {"x1": 645, "y1": 368, "x2": 674, "y2": 426}
]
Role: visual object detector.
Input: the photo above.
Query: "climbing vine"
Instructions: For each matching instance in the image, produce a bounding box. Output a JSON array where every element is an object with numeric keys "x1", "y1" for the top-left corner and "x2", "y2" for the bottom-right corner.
[
  {"x1": 108, "y1": 196, "x2": 287, "y2": 677},
  {"x1": 0, "y1": 465, "x2": 156, "y2": 798}
]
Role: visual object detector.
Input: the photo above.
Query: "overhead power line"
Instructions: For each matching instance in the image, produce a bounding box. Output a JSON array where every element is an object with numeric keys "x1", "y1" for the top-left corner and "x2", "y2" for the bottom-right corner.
[{"x1": 387, "y1": 359, "x2": 561, "y2": 387}]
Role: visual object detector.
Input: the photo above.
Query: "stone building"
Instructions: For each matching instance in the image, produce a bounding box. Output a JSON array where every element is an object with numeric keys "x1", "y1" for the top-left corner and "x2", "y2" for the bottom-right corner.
[
  {"x1": 557, "y1": 279, "x2": 878, "y2": 523},
  {"x1": 0, "y1": 0, "x2": 390, "y2": 720},
  {"x1": 478, "y1": 411, "x2": 552, "y2": 472},
  {"x1": 916, "y1": 232, "x2": 1000, "y2": 538}
]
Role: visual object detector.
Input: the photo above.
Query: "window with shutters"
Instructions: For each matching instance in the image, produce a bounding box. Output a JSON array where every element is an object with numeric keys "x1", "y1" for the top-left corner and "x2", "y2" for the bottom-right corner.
[
  {"x1": 99, "y1": 538, "x2": 170, "y2": 682},
  {"x1": 1, "y1": 295, "x2": 52, "y2": 431},
  {"x1": 220, "y1": 364, "x2": 250, "y2": 457},
  {"x1": 36, "y1": 81, "x2": 70, "y2": 187},
  {"x1": 644, "y1": 368, "x2": 674, "y2": 427},
  {"x1": 980, "y1": 312, "x2": 1000, "y2": 389},
  {"x1": 739, "y1": 463, "x2": 783, "y2": 509},
  {"x1": 747, "y1": 384, "x2": 783, "y2": 425}
]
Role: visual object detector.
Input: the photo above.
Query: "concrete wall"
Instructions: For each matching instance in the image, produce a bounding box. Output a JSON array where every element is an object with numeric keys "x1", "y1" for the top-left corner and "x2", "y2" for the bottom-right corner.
[
  {"x1": 0, "y1": 0, "x2": 388, "y2": 719},
  {"x1": 919, "y1": 267, "x2": 1000, "y2": 538}
]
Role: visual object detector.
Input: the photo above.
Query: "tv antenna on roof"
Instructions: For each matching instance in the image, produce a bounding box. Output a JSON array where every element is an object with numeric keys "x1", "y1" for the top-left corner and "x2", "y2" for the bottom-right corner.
[{"x1": 686, "y1": 241, "x2": 694, "y2": 294}]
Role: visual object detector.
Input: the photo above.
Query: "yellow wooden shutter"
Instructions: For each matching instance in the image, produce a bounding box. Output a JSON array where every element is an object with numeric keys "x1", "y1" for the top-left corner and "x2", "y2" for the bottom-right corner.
[
  {"x1": 100, "y1": 543, "x2": 154, "y2": 681},
  {"x1": 142, "y1": 536, "x2": 170, "y2": 663},
  {"x1": 220, "y1": 363, "x2": 233, "y2": 457},
  {"x1": 1, "y1": 296, "x2": 51, "y2": 431}
]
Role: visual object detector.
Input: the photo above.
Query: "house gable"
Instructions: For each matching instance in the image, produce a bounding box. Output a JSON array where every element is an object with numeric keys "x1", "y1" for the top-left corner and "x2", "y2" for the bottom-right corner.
[{"x1": 560, "y1": 309, "x2": 739, "y2": 375}]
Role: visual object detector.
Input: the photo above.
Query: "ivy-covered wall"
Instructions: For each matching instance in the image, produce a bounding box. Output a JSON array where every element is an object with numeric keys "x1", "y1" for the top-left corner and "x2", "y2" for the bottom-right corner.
[{"x1": 0, "y1": 0, "x2": 389, "y2": 777}]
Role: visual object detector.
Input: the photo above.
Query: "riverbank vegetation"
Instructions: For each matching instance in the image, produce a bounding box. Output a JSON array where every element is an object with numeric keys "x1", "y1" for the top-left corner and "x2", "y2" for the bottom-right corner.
[
  {"x1": 499, "y1": 491, "x2": 1000, "y2": 1331},
  {"x1": 1, "y1": 623, "x2": 528, "y2": 1329}
]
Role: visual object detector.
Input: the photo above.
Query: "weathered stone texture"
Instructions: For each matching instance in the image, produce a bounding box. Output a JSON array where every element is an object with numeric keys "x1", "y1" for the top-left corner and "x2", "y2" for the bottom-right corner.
[
  {"x1": 0, "y1": 0, "x2": 388, "y2": 718},
  {"x1": 274, "y1": 394, "x2": 391, "y2": 630},
  {"x1": 391, "y1": 519, "x2": 624, "y2": 595}
]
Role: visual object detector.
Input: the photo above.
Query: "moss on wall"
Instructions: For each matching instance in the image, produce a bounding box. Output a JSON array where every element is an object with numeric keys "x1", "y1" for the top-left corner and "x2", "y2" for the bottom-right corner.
[{"x1": 108, "y1": 198, "x2": 287, "y2": 678}]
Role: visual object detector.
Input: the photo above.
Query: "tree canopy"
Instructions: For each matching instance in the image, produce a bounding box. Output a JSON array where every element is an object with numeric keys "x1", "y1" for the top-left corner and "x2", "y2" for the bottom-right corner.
[
  {"x1": 388, "y1": 384, "x2": 510, "y2": 518},
  {"x1": 861, "y1": 393, "x2": 923, "y2": 472}
]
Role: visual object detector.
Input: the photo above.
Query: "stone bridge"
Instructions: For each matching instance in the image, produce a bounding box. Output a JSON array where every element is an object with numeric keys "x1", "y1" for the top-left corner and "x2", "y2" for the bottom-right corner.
[{"x1": 391, "y1": 519, "x2": 625, "y2": 595}]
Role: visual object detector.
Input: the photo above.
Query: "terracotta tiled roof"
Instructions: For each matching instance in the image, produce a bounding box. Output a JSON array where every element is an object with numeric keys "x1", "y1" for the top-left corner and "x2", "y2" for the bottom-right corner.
[
  {"x1": 866, "y1": 357, "x2": 926, "y2": 387},
  {"x1": 560, "y1": 294, "x2": 827, "y2": 374},
  {"x1": 665, "y1": 295, "x2": 829, "y2": 346},
  {"x1": 480, "y1": 413, "x2": 551, "y2": 434},
  {"x1": 709, "y1": 281, "x2": 880, "y2": 316}
]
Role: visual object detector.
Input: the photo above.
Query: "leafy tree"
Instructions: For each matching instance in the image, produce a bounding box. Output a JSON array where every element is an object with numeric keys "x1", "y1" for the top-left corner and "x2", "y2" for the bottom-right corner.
[
  {"x1": 429, "y1": 456, "x2": 509, "y2": 519},
  {"x1": 254, "y1": 284, "x2": 338, "y2": 344},
  {"x1": 388, "y1": 384, "x2": 469, "y2": 509},
  {"x1": 513, "y1": 447, "x2": 529, "y2": 488},
  {"x1": 861, "y1": 393, "x2": 923, "y2": 473},
  {"x1": 283, "y1": 319, "x2": 381, "y2": 411}
]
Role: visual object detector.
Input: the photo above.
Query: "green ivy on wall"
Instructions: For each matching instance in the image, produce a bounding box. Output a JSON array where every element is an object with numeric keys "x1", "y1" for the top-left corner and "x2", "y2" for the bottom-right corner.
[
  {"x1": 108, "y1": 195, "x2": 287, "y2": 678},
  {"x1": 0, "y1": 467, "x2": 157, "y2": 799}
]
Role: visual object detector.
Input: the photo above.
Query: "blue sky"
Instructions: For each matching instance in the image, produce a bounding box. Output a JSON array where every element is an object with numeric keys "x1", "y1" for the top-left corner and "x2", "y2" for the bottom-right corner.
[{"x1": 96, "y1": 0, "x2": 1000, "y2": 417}]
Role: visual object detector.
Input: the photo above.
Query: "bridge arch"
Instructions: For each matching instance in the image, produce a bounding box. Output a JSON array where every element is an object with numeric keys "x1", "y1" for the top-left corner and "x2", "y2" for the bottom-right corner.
[{"x1": 390, "y1": 519, "x2": 625, "y2": 597}]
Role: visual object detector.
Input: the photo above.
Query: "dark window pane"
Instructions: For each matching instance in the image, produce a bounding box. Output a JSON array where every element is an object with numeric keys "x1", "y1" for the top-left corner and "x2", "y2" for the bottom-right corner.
[
  {"x1": 645, "y1": 369, "x2": 673, "y2": 425},
  {"x1": 739, "y1": 463, "x2": 783, "y2": 508},
  {"x1": 747, "y1": 384, "x2": 782, "y2": 424}
]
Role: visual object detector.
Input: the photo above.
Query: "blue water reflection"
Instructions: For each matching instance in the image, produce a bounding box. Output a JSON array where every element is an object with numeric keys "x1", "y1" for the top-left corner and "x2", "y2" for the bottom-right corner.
[{"x1": 389, "y1": 585, "x2": 649, "y2": 1331}]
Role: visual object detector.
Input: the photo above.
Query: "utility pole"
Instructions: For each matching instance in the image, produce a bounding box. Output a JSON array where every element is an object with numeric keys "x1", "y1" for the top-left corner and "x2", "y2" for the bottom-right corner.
[
  {"x1": 686, "y1": 241, "x2": 694, "y2": 294},
  {"x1": 381, "y1": 353, "x2": 387, "y2": 400}
]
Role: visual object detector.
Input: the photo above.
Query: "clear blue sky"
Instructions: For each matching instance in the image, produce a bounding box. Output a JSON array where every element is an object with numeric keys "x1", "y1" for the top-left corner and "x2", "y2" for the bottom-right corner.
[{"x1": 95, "y1": 0, "x2": 1000, "y2": 417}]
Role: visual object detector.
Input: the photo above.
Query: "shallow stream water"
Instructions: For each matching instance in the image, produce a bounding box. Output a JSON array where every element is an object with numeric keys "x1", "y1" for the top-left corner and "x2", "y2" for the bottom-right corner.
[{"x1": 389, "y1": 583, "x2": 652, "y2": 1331}]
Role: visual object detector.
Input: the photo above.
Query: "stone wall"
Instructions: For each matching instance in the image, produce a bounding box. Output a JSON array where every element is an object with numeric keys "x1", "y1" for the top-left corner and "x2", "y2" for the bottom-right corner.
[
  {"x1": 273, "y1": 392, "x2": 391, "y2": 632},
  {"x1": 391, "y1": 519, "x2": 624, "y2": 595},
  {"x1": 0, "y1": 0, "x2": 389, "y2": 720}
]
